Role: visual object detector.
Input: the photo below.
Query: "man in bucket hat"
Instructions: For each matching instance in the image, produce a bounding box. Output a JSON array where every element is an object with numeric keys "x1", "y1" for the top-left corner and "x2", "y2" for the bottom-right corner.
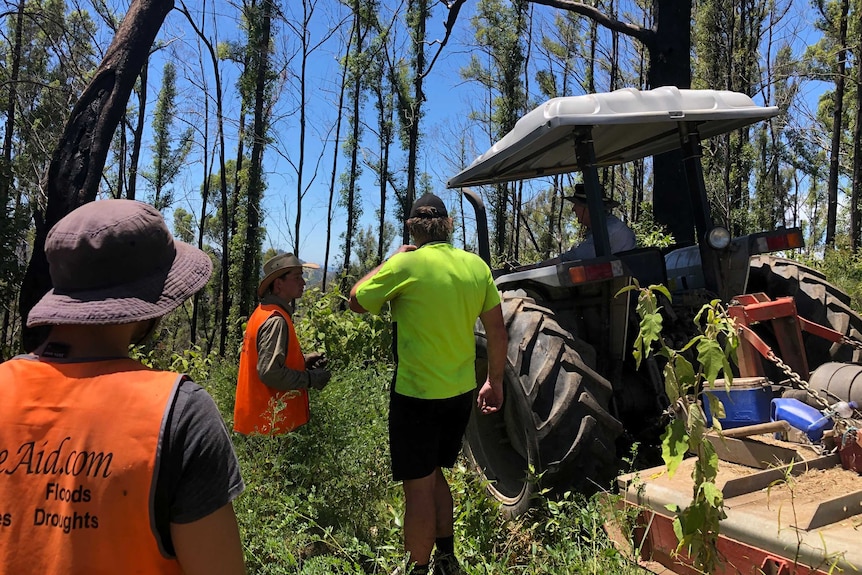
[
  {"x1": 234, "y1": 252, "x2": 331, "y2": 435},
  {"x1": 556, "y1": 182, "x2": 635, "y2": 261},
  {"x1": 0, "y1": 199, "x2": 246, "y2": 574},
  {"x1": 349, "y1": 193, "x2": 507, "y2": 575}
]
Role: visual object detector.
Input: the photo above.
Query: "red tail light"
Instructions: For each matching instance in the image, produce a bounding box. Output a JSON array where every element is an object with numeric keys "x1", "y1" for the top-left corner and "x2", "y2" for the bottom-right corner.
[
  {"x1": 755, "y1": 229, "x2": 804, "y2": 253},
  {"x1": 568, "y1": 260, "x2": 624, "y2": 284}
]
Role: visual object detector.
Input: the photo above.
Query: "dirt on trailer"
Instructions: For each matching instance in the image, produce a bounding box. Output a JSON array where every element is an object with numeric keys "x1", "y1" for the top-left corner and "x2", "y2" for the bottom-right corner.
[{"x1": 616, "y1": 433, "x2": 862, "y2": 575}]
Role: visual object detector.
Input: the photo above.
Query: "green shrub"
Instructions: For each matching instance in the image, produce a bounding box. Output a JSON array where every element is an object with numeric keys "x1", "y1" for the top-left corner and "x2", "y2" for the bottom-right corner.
[
  {"x1": 160, "y1": 299, "x2": 650, "y2": 574},
  {"x1": 206, "y1": 359, "x2": 399, "y2": 574},
  {"x1": 800, "y1": 247, "x2": 862, "y2": 313},
  {"x1": 294, "y1": 286, "x2": 393, "y2": 370}
]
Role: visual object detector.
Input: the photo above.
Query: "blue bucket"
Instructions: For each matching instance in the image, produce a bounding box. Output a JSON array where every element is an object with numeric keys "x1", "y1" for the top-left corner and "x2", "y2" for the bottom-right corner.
[{"x1": 702, "y1": 378, "x2": 774, "y2": 429}]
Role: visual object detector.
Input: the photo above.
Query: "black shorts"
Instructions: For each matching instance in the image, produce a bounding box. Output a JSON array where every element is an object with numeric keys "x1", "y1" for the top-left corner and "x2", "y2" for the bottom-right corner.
[{"x1": 389, "y1": 390, "x2": 474, "y2": 481}]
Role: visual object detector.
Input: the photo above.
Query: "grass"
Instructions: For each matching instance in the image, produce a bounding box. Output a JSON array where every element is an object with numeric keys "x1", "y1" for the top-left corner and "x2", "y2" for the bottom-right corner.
[{"x1": 194, "y1": 356, "x2": 650, "y2": 575}]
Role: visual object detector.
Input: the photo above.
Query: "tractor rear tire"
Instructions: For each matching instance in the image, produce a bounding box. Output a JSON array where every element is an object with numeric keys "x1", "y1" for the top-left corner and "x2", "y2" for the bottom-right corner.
[
  {"x1": 746, "y1": 255, "x2": 862, "y2": 367},
  {"x1": 464, "y1": 292, "x2": 622, "y2": 516}
]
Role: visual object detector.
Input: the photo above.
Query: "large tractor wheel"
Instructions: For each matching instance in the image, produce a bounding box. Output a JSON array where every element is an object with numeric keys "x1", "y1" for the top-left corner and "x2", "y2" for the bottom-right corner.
[
  {"x1": 464, "y1": 292, "x2": 623, "y2": 516},
  {"x1": 746, "y1": 255, "x2": 862, "y2": 367}
]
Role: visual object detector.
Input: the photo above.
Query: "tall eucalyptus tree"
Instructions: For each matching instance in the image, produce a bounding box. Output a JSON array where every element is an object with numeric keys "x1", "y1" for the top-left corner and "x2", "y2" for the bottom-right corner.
[
  {"x1": 4, "y1": 0, "x2": 98, "y2": 352},
  {"x1": 19, "y1": 0, "x2": 171, "y2": 352},
  {"x1": 178, "y1": 0, "x2": 234, "y2": 354},
  {"x1": 693, "y1": 0, "x2": 769, "y2": 236},
  {"x1": 339, "y1": 0, "x2": 376, "y2": 287},
  {"x1": 462, "y1": 0, "x2": 528, "y2": 258},
  {"x1": 323, "y1": 21, "x2": 354, "y2": 290},
  {"x1": 368, "y1": 25, "x2": 396, "y2": 265},
  {"x1": 851, "y1": 0, "x2": 862, "y2": 249},
  {"x1": 284, "y1": 0, "x2": 341, "y2": 256},
  {"x1": 143, "y1": 61, "x2": 193, "y2": 212},
  {"x1": 807, "y1": 0, "x2": 854, "y2": 249},
  {"x1": 391, "y1": 0, "x2": 429, "y2": 243},
  {"x1": 0, "y1": 0, "x2": 28, "y2": 355},
  {"x1": 824, "y1": 0, "x2": 849, "y2": 247},
  {"x1": 238, "y1": 0, "x2": 277, "y2": 321}
]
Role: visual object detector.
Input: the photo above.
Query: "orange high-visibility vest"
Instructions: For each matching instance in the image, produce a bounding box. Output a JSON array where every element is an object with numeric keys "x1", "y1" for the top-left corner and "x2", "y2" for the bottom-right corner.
[
  {"x1": 0, "y1": 357, "x2": 184, "y2": 575},
  {"x1": 234, "y1": 303, "x2": 309, "y2": 435}
]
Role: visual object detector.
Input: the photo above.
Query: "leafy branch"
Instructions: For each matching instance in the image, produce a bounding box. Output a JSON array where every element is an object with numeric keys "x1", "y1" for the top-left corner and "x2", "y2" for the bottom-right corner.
[{"x1": 618, "y1": 282, "x2": 739, "y2": 571}]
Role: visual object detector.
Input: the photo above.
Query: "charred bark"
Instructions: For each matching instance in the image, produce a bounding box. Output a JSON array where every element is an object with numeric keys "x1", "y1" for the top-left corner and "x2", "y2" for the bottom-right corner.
[{"x1": 18, "y1": 0, "x2": 173, "y2": 351}]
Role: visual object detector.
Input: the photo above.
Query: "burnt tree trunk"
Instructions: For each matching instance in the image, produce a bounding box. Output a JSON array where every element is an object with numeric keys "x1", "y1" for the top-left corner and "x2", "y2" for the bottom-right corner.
[
  {"x1": 18, "y1": 0, "x2": 173, "y2": 351},
  {"x1": 648, "y1": 1, "x2": 693, "y2": 245}
]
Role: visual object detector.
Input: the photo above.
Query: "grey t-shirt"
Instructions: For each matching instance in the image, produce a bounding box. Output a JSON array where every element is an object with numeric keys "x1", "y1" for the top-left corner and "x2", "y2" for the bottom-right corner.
[
  {"x1": 255, "y1": 294, "x2": 329, "y2": 390},
  {"x1": 560, "y1": 213, "x2": 636, "y2": 261},
  {"x1": 155, "y1": 378, "x2": 245, "y2": 556}
]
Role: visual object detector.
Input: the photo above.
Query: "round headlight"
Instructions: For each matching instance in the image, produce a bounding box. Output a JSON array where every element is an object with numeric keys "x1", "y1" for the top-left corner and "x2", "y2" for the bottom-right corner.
[{"x1": 706, "y1": 226, "x2": 731, "y2": 250}]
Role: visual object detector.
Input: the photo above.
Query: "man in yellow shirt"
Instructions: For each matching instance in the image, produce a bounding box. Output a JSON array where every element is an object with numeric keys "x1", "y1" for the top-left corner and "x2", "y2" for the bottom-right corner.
[{"x1": 349, "y1": 193, "x2": 507, "y2": 575}]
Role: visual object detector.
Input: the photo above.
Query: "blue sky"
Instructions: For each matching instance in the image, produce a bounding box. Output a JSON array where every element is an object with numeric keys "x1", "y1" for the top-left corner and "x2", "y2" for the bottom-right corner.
[{"x1": 136, "y1": 0, "x2": 829, "y2": 268}]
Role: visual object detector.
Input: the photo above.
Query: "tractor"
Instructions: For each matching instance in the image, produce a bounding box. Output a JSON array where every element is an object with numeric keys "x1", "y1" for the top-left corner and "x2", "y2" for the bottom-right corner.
[{"x1": 447, "y1": 86, "x2": 862, "y2": 516}]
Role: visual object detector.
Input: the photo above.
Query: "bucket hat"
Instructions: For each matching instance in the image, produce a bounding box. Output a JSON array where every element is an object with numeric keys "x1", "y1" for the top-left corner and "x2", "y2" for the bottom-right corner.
[
  {"x1": 409, "y1": 193, "x2": 449, "y2": 219},
  {"x1": 563, "y1": 183, "x2": 620, "y2": 209},
  {"x1": 258, "y1": 253, "x2": 320, "y2": 297},
  {"x1": 27, "y1": 199, "x2": 212, "y2": 327}
]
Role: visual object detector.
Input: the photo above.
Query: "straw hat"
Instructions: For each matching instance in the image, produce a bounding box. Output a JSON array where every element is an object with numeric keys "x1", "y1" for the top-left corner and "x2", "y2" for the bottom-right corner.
[{"x1": 257, "y1": 253, "x2": 320, "y2": 297}]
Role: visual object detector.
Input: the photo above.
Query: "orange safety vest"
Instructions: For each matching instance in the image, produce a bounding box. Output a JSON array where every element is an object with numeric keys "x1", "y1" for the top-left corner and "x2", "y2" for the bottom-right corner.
[
  {"x1": 0, "y1": 357, "x2": 183, "y2": 575},
  {"x1": 234, "y1": 303, "x2": 309, "y2": 435}
]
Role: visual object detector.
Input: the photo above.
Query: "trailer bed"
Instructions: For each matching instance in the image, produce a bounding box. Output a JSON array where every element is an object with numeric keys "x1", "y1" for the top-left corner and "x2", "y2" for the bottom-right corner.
[{"x1": 616, "y1": 435, "x2": 862, "y2": 574}]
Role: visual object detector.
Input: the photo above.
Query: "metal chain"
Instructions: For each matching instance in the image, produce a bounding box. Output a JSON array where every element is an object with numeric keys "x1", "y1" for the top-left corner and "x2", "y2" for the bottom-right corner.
[
  {"x1": 764, "y1": 351, "x2": 832, "y2": 411},
  {"x1": 751, "y1": 333, "x2": 862, "y2": 443},
  {"x1": 841, "y1": 334, "x2": 862, "y2": 352}
]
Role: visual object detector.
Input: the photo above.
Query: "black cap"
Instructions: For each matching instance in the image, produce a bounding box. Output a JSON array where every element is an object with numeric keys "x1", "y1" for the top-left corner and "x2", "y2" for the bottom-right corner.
[{"x1": 409, "y1": 193, "x2": 449, "y2": 219}]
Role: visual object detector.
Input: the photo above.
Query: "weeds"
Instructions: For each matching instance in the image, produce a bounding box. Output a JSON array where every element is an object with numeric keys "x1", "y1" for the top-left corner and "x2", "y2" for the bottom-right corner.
[
  {"x1": 167, "y1": 355, "x2": 648, "y2": 574},
  {"x1": 139, "y1": 290, "x2": 650, "y2": 573}
]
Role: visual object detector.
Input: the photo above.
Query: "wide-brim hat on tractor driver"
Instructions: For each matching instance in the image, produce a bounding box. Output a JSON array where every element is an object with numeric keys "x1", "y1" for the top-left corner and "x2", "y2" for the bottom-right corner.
[
  {"x1": 257, "y1": 253, "x2": 320, "y2": 297},
  {"x1": 563, "y1": 183, "x2": 620, "y2": 209}
]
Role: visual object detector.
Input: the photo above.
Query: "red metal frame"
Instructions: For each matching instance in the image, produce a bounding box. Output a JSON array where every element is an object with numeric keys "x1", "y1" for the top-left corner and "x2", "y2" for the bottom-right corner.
[
  {"x1": 728, "y1": 294, "x2": 810, "y2": 380},
  {"x1": 728, "y1": 293, "x2": 846, "y2": 381},
  {"x1": 632, "y1": 508, "x2": 833, "y2": 575}
]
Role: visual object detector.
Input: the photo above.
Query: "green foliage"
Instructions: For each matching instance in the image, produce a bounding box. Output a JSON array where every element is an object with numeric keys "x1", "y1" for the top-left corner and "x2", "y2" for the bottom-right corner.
[
  {"x1": 132, "y1": 300, "x2": 650, "y2": 574},
  {"x1": 129, "y1": 343, "x2": 216, "y2": 383},
  {"x1": 629, "y1": 203, "x2": 675, "y2": 249},
  {"x1": 143, "y1": 61, "x2": 194, "y2": 212},
  {"x1": 129, "y1": 276, "x2": 653, "y2": 573},
  {"x1": 450, "y1": 470, "x2": 645, "y2": 575},
  {"x1": 800, "y1": 248, "x2": 862, "y2": 312},
  {"x1": 350, "y1": 223, "x2": 396, "y2": 279},
  {"x1": 619, "y1": 281, "x2": 671, "y2": 369},
  {"x1": 624, "y1": 284, "x2": 739, "y2": 572},
  {"x1": 292, "y1": 286, "x2": 393, "y2": 370},
  {"x1": 172, "y1": 207, "x2": 195, "y2": 243}
]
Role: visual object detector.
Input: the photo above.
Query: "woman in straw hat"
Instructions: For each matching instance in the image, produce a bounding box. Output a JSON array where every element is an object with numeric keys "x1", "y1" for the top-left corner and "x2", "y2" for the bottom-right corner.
[{"x1": 0, "y1": 199, "x2": 245, "y2": 574}]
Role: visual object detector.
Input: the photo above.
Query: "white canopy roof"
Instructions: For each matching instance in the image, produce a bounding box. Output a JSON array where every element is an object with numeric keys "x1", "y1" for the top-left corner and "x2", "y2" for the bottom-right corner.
[{"x1": 447, "y1": 86, "x2": 779, "y2": 188}]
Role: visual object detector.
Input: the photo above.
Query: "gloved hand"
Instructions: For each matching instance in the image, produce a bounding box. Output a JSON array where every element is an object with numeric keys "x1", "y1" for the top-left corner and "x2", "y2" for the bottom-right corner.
[
  {"x1": 304, "y1": 352, "x2": 328, "y2": 370},
  {"x1": 307, "y1": 368, "x2": 332, "y2": 390}
]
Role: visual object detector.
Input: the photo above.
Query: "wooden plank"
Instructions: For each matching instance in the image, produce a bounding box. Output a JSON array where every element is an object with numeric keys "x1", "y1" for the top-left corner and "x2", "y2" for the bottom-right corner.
[{"x1": 707, "y1": 434, "x2": 801, "y2": 469}]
